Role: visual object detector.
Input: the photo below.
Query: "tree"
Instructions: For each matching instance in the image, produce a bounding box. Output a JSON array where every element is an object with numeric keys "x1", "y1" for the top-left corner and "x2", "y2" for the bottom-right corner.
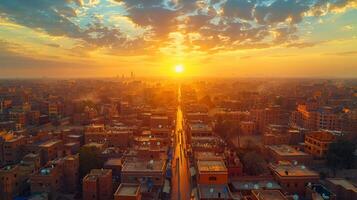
[
  {"x1": 242, "y1": 151, "x2": 267, "y2": 175},
  {"x1": 326, "y1": 140, "x2": 355, "y2": 176},
  {"x1": 214, "y1": 118, "x2": 239, "y2": 140},
  {"x1": 79, "y1": 146, "x2": 104, "y2": 179}
]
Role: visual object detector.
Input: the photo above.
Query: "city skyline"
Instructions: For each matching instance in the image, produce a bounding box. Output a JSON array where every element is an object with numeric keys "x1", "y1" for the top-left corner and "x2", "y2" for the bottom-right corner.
[{"x1": 1, "y1": 0, "x2": 357, "y2": 78}]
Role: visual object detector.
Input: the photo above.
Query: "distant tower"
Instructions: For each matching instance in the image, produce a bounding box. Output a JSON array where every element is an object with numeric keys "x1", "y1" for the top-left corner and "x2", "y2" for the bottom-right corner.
[{"x1": 131, "y1": 71, "x2": 134, "y2": 79}]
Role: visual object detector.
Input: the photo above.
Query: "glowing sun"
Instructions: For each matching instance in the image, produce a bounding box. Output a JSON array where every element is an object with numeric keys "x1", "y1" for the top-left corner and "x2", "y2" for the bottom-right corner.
[{"x1": 175, "y1": 65, "x2": 184, "y2": 74}]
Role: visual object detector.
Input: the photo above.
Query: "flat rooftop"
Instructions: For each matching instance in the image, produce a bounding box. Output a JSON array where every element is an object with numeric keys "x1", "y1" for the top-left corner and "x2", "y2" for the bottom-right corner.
[
  {"x1": 122, "y1": 160, "x2": 165, "y2": 172},
  {"x1": 198, "y1": 184, "x2": 231, "y2": 199},
  {"x1": 197, "y1": 160, "x2": 227, "y2": 173},
  {"x1": 327, "y1": 178, "x2": 357, "y2": 192},
  {"x1": 194, "y1": 151, "x2": 223, "y2": 161},
  {"x1": 115, "y1": 183, "x2": 140, "y2": 197},
  {"x1": 105, "y1": 158, "x2": 123, "y2": 166},
  {"x1": 151, "y1": 116, "x2": 168, "y2": 119},
  {"x1": 84, "y1": 169, "x2": 112, "y2": 181},
  {"x1": 270, "y1": 163, "x2": 319, "y2": 177},
  {"x1": 307, "y1": 131, "x2": 335, "y2": 142},
  {"x1": 252, "y1": 190, "x2": 288, "y2": 200},
  {"x1": 190, "y1": 123, "x2": 212, "y2": 131},
  {"x1": 39, "y1": 140, "x2": 61, "y2": 148},
  {"x1": 83, "y1": 142, "x2": 104, "y2": 148},
  {"x1": 268, "y1": 145, "x2": 308, "y2": 156},
  {"x1": 90, "y1": 169, "x2": 112, "y2": 176},
  {"x1": 231, "y1": 180, "x2": 281, "y2": 191}
]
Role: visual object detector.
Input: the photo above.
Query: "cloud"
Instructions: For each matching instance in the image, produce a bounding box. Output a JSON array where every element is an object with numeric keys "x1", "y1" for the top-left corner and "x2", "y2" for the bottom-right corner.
[
  {"x1": 0, "y1": 0, "x2": 82, "y2": 37},
  {"x1": 342, "y1": 25, "x2": 353, "y2": 31},
  {"x1": 0, "y1": 39, "x2": 91, "y2": 69},
  {"x1": 324, "y1": 51, "x2": 357, "y2": 56},
  {"x1": 0, "y1": 0, "x2": 356, "y2": 56},
  {"x1": 254, "y1": 0, "x2": 310, "y2": 24},
  {"x1": 223, "y1": 0, "x2": 256, "y2": 20}
]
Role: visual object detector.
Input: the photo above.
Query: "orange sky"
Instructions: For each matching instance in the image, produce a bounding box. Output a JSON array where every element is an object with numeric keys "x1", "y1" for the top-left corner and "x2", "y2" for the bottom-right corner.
[{"x1": 0, "y1": 0, "x2": 357, "y2": 78}]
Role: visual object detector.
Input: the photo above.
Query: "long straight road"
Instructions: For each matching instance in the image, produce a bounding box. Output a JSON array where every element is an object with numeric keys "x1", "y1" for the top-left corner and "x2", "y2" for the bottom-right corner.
[{"x1": 171, "y1": 86, "x2": 191, "y2": 200}]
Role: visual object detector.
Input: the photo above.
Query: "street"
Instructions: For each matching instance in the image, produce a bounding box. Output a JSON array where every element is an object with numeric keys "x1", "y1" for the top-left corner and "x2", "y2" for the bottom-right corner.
[{"x1": 171, "y1": 86, "x2": 191, "y2": 200}]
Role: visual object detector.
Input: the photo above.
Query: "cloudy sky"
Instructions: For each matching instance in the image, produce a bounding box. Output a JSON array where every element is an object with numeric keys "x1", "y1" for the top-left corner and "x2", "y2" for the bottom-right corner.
[{"x1": 0, "y1": 0, "x2": 357, "y2": 78}]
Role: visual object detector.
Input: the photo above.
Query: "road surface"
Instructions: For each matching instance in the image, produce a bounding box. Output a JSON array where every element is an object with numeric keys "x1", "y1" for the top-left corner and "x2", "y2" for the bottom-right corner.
[{"x1": 171, "y1": 86, "x2": 191, "y2": 200}]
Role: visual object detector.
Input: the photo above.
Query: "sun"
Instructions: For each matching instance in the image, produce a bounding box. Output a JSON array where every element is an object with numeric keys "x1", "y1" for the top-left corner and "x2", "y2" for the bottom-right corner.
[{"x1": 175, "y1": 65, "x2": 184, "y2": 74}]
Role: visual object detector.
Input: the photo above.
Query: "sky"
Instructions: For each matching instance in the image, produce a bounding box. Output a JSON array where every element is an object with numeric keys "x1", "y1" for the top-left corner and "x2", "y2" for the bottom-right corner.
[{"x1": 0, "y1": 0, "x2": 357, "y2": 78}]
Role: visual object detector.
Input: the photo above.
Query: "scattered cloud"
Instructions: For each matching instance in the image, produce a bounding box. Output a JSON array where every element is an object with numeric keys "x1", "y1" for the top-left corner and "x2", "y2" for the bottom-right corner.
[
  {"x1": 0, "y1": 0, "x2": 356, "y2": 57},
  {"x1": 324, "y1": 50, "x2": 357, "y2": 56}
]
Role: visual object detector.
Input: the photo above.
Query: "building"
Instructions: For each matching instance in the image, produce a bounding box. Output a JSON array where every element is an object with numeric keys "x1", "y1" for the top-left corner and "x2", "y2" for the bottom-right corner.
[
  {"x1": 187, "y1": 123, "x2": 213, "y2": 144},
  {"x1": 325, "y1": 178, "x2": 357, "y2": 200},
  {"x1": 22, "y1": 153, "x2": 41, "y2": 172},
  {"x1": 150, "y1": 116, "x2": 170, "y2": 129},
  {"x1": 39, "y1": 139, "x2": 63, "y2": 165},
  {"x1": 196, "y1": 160, "x2": 228, "y2": 185},
  {"x1": 267, "y1": 145, "x2": 312, "y2": 165},
  {"x1": 114, "y1": 183, "x2": 141, "y2": 200},
  {"x1": 197, "y1": 184, "x2": 233, "y2": 200},
  {"x1": 251, "y1": 190, "x2": 288, "y2": 200},
  {"x1": 251, "y1": 106, "x2": 286, "y2": 134},
  {"x1": 292, "y1": 105, "x2": 343, "y2": 131},
  {"x1": 84, "y1": 124, "x2": 132, "y2": 148},
  {"x1": 30, "y1": 154, "x2": 79, "y2": 196},
  {"x1": 240, "y1": 121, "x2": 256, "y2": 135},
  {"x1": 104, "y1": 158, "x2": 123, "y2": 179},
  {"x1": 30, "y1": 164, "x2": 62, "y2": 198},
  {"x1": 185, "y1": 112, "x2": 210, "y2": 123},
  {"x1": 0, "y1": 163, "x2": 35, "y2": 200},
  {"x1": 121, "y1": 160, "x2": 166, "y2": 187},
  {"x1": 83, "y1": 169, "x2": 113, "y2": 200},
  {"x1": 0, "y1": 133, "x2": 26, "y2": 165},
  {"x1": 269, "y1": 162, "x2": 319, "y2": 196},
  {"x1": 304, "y1": 131, "x2": 336, "y2": 158},
  {"x1": 305, "y1": 183, "x2": 336, "y2": 200},
  {"x1": 63, "y1": 154, "x2": 79, "y2": 193}
]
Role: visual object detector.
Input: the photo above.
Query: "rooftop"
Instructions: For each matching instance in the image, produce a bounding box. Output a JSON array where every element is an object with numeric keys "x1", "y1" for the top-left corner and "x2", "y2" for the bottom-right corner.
[
  {"x1": 189, "y1": 123, "x2": 212, "y2": 131},
  {"x1": 306, "y1": 131, "x2": 335, "y2": 142},
  {"x1": 197, "y1": 160, "x2": 227, "y2": 173},
  {"x1": 194, "y1": 151, "x2": 223, "y2": 161},
  {"x1": 198, "y1": 184, "x2": 231, "y2": 199},
  {"x1": 252, "y1": 189, "x2": 288, "y2": 200},
  {"x1": 84, "y1": 169, "x2": 112, "y2": 181},
  {"x1": 115, "y1": 183, "x2": 140, "y2": 197},
  {"x1": 231, "y1": 180, "x2": 281, "y2": 191},
  {"x1": 39, "y1": 140, "x2": 61, "y2": 148},
  {"x1": 270, "y1": 162, "x2": 319, "y2": 177},
  {"x1": 268, "y1": 145, "x2": 309, "y2": 156},
  {"x1": 327, "y1": 178, "x2": 357, "y2": 192},
  {"x1": 122, "y1": 160, "x2": 165, "y2": 172},
  {"x1": 105, "y1": 158, "x2": 123, "y2": 167},
  {"x1": 90, "y1": 168, "x2": 112, "y2": 176}
]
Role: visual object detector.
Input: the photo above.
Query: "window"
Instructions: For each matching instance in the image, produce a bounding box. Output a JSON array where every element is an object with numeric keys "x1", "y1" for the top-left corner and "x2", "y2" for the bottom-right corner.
[{"x1": 209, "y1": 176, "x2": 217, "y2": 181}]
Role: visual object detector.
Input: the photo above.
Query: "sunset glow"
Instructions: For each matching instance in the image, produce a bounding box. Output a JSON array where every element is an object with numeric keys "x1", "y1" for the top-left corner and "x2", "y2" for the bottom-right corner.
[
  {"x1": 0, "y1": 0, "x2": 356, "y2": 77},
  {"x1": 175, "y1": 65, "x2": 184, "y2": 74}
]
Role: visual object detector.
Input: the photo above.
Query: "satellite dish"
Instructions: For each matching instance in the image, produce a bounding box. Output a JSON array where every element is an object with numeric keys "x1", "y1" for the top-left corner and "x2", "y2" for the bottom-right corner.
[
  {"x1": 293, "y1": 194, "x2": 299, "y2": 200},
  {"x1": 267, "y1": 182, "x2": 273, "y2": 188}
]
